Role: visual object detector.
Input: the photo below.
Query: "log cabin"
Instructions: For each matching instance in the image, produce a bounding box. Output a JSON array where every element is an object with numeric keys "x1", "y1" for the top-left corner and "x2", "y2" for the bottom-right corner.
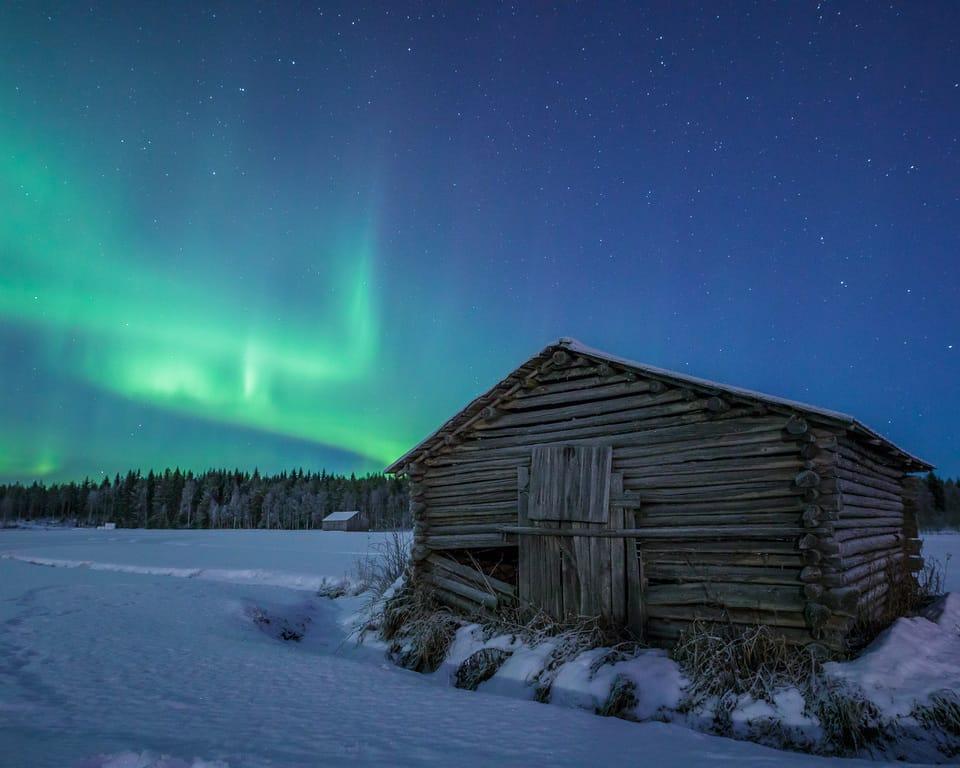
[
  {"x1": 386, "y1": 338, "x2": 932, "y2": 650},
  {"x1": 322, "y1": 510, "x2": 367, "y2": 532}
]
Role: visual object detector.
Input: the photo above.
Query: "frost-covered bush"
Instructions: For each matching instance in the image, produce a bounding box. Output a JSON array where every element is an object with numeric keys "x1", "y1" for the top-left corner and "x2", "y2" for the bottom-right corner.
[
  {"x1": 380, "y1": 583, "x2": 461, "y2": 673},
  {"x1": 597, "y1": 674, "x2": 638, "y2": 719},
  {"x1": 455, "y1": 648, "x2": 513, "y2": 691}
]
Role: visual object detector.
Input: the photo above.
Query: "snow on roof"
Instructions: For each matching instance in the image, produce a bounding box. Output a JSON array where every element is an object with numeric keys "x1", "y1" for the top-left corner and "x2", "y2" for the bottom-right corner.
[
  {"x1": 386, "y1": 338, "x2": 932, "y2": 473},
  {"x1": 323, "y1": 510, "x2": 360, "y2": 522}
]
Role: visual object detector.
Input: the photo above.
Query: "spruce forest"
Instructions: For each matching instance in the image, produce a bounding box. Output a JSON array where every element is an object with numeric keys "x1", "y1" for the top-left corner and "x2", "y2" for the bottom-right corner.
[
  {"x1": 1, "y1": 469, "x2": 959, "y2": 531},
  {"x1": 0, "y1": 469, "x2": 410, "y2": 530}
]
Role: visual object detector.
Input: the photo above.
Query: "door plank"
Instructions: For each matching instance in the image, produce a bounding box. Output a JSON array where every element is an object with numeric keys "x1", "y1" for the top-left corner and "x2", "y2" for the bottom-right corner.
[
  {"x1": 625, "y1": 508, "x2": 645, "y2": 640},
  {"x1": 517, "y1": 466, "x2": 531, "y2": 606},
  {"x1": 609, "y1": 473, "x2": 627, "y2": 626}
]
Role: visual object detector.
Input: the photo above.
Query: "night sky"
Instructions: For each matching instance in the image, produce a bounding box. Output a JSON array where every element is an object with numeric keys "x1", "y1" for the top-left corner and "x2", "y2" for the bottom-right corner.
[{"x1": 1, "y1": 2, "x2": 957, "y2": 482}]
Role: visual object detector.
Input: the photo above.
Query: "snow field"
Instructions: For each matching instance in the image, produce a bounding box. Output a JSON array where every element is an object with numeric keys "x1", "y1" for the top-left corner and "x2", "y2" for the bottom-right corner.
[{"x1": 0, "y1": 528, "x2": 957, "y2": 767}]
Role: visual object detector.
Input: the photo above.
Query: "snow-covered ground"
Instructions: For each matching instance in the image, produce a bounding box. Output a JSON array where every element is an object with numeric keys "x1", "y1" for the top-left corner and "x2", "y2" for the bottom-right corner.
[{"x1": 0, "y1": 529, "x2": 955, "y2": 768}]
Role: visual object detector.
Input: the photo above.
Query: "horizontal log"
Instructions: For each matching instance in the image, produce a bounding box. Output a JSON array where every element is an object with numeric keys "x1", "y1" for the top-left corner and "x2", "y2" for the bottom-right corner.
[
  {"x1": 834, "y1": 526, "x2": 902, "y2": 543},
  {"x1": 423, "y1": 468, "x2": 514, "y2": 488},
  {"x1": 645, "y1": 610, "x2": 805, "y2": 630},
  {"x1": 618, "y1": 454, "x2": 801, "y2": 477},
  {"x1": 536, "y1": 363, "x2": 614, "y2": 383},
  {"x1": 502, "y1": 525, "x2": 810, "y2": 540},
  {"x1": 443, "y1": 414, "x2": 785, "y2": 461},
  {"x1": 834, "y1": 515, "x2": 903, "y2": 529},
  {"x1": 844, "y1": 546, "x2": 902, "y2": 571},
  {"x1": 502, "y1": 377, "x2": 661, "y2": 411},
  {"x1": 832, "y1": 477, "x2": 902, "y2": 504},
  {"x1": 473, "y1": 395, "x2": 705, "y2": 438},
  {"x1": 644, "y1": 550, "x2": 805, "y2": 567},
  {"x1": 833, "y1": 464, "x2": 903, "y2": 496},
  {"x1": 614, "y1": 423, "x2": 794, "y2": 458},
  {"x1": 838, "y1": 493, "x2": 903, "y2": 513},
  {"x1": 424, "y1": 477, "x2": 517, "y2": 497},
  {"x1": 844, "y1": 564, "x2": 900, "y2": 594},
  {"x1": 637, "y1": 511, "x2": 807, "y2": 528},
  {"x1": 836, "y1": 548, "x2": 898, "y2": 572},
  {"x1": 428, "y1": 522, "x2": 514, "y2": 536},
  {"x1": 426, "y1": 455, "x2": 528, "y2": 473},
  {"x1": 837, "y1": 441, "x2": 905, "y2": 480},
  {"x1": 426, "y1": 533, "x2": 509, "y2": 549},
  {"x1": 456, "y1": 408, "x2": 760, "y2": 452},
  {"x1": 641, "y1": 495, "x2": 807, "y2": 515},
  {"x1": 625, "y1": 469, "x2": 799, "y2": 490},
  {"x1": 427, "y1": 501, "x2": 518, "y2": 516},
  {"x1": 840, "y1": 534, "x2": 902, "y2": 557},
  {"x1": 477, "y1": 388, "x2": 689, "y2": 431},
  {"x1": 643, "y1": 538, "x2": 802, "y2": 554},
  {"x1": 645, "y1": 582, "x2": 804, "y2": 611},
  {"x1": 646, "y1": 563, "x2": 803, "y2": 586},
  {"x1": 614, "y1": 440, "x2": 800, "y2": 469},
  {"x1": 623, "y1": 483, "x2": 800, "y2": 503}
]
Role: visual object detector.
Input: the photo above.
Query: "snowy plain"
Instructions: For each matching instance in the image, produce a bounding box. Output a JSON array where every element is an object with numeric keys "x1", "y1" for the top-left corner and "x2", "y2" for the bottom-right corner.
[{"x1": 0, "y1": 528, "x2": 956, "y2": 768}]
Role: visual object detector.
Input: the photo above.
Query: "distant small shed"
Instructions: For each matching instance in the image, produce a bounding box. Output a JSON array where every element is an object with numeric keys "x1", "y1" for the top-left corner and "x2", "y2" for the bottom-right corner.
[
  {"x1": 322, "y1": 510, "x2": 366, "y2": 532},
  {"x1": 386, "y1": 338, "x2": 932, "y2": 651}
]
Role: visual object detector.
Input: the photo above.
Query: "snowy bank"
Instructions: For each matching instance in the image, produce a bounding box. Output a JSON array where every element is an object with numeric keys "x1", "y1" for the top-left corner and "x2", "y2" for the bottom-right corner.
[{"x1": 374, "y1": 589, "x2": 960, "y2": 762}]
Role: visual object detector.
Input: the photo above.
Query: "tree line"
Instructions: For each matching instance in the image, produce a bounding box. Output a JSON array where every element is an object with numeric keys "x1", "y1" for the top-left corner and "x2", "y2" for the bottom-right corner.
[
  {"x1": 908, "y1": 472, "x2": 960, "y2": 531},
  {"x1": 0, "y1": 468, "x2": 410, "y2": 531},
  {"x1": 2, "y1": 467, "x2": 957, "y2": 532}
]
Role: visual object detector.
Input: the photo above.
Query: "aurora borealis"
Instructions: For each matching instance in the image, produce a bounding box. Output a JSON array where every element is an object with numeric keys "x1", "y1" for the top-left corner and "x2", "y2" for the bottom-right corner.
[{"x1": 1, "y1": 2, "x2": 958, "y2": 481}]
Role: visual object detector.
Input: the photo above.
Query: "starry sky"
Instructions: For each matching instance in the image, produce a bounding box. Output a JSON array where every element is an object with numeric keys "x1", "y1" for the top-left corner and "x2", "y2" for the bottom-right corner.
[{"x1": 1, "y1": 2, "x2": 957, "y2": 483}]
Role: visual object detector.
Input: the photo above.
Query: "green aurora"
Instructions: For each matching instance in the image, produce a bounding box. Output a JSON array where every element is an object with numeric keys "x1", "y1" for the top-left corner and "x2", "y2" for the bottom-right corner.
[{"x1": 0, "y1": 125, "x2": 411, "y2": 476}]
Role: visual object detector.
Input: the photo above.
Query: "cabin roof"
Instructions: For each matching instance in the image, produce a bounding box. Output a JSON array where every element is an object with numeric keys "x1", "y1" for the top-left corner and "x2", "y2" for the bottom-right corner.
[
  {"x1": 323, "y1": 510, "x2": 360, "y2": 522},
  {"x1": 386, "y1": 337, "x2": 932, "y2": 474}
]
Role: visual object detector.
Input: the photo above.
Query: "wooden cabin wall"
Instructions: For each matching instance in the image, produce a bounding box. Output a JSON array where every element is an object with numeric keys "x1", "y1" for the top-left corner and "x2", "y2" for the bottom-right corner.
[
  {"x1": 406, "y1": 355, "x2": 874, "y2": 649},
  {"x1": 812, "y1": 435, "x2": 917, "y2": 623}
]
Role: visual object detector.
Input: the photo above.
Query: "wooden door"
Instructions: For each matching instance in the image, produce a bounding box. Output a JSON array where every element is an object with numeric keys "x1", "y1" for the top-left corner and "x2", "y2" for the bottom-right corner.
[{"x1": 517, "y1": 445, "x2": 644, "y2": 635}]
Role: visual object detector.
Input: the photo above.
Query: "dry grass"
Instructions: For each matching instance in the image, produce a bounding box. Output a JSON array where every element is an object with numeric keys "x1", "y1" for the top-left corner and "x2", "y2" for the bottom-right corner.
[
  {"x1": 671, "y1": 620, "x2": 823, "y2": 709},
  {"x1": 807, "y1": 676, "x2": 886, "y2": 755},
  {"x1": 848, "y1": 554, "x2": 948, "y2": 651},
  {"x1": 454, "y1": 648, "x2": 512, "y2": 691},
  {"x1": 914, "y1": 691, "x2": 960, "y2": 744},
  {"x1": 352, "y1": 529, "x2": 410, "y2": 598},
  {"x1": 597, "y1": 674, "x2": 638, "y2": 719},
  {"x1": 379, "y1": 582, "x2": 461, "y2": 673}
]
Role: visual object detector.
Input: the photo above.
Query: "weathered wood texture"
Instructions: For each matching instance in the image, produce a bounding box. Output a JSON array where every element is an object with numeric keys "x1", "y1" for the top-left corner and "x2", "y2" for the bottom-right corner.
[
  {"x1": 517, "y1": 461, "x2": 637, "y2": 630},
  {"x1": 406, "y1": 353, "x2": 921, "y2": 650},
  {"x1": 528, "y1": 445, "x2": 612, "y2": 522}
]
